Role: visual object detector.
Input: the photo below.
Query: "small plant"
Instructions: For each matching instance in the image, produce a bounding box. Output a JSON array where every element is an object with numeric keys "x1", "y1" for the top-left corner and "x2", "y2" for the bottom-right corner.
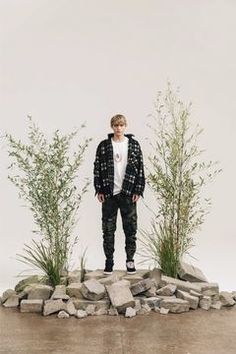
[
  {"x1": 79, "y1": 246, "x2": 88, "y2": 282},
  {"x1": 6, "y1": 116, "x2": 92, "y2": 286},
  {"x1": 137, "y1": 83, "x2": 222, "y2": 278}
]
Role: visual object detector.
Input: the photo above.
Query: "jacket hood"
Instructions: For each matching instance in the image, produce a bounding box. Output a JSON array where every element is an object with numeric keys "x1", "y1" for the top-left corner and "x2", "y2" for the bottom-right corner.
[{"x1": 107, "y1": 133, "x2": 135, "y2": 140}]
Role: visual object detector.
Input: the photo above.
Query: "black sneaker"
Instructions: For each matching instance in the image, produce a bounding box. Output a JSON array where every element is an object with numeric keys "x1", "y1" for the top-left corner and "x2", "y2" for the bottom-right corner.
[
  {"x1": 126, "y1": 260, "x2": 136, "y2": 274},
  {"x1": 104, "y1": 259, "x2": 114, "y2": 275}
]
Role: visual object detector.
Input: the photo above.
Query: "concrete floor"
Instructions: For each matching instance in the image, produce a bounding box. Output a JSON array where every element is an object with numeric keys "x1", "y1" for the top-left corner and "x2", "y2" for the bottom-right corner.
[{"x1": 1, "y1": 306, "x2": 236, "y2": 354}]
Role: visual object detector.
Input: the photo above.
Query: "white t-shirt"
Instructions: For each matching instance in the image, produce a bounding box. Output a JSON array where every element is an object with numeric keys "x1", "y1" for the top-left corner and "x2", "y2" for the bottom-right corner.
[{"x1": 111, "y1": 136, "x2": 129, "y2": 195}]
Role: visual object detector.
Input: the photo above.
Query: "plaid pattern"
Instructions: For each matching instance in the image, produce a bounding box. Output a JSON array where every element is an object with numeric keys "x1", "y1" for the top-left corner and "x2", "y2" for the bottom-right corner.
[{"x1": 93, "y1": 133, "x2": 145, "y2": 199}]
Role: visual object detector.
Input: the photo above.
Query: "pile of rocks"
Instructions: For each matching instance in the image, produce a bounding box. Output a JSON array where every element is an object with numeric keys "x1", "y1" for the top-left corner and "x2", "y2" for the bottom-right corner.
[{"x1": 1, "y1": 262, "x2": 236, "y2": 319}]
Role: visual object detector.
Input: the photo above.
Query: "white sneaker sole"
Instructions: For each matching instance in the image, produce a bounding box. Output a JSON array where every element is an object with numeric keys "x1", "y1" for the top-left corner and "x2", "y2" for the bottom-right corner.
[
  {"x1": 126, "y1": 270, "x2": 136, "y2": 275},
  {"x1": 103, "y1": 271, "x2": 113, "y2": 275}
]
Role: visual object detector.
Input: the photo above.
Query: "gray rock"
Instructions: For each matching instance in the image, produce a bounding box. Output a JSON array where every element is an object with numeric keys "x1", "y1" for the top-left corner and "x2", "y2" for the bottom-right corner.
[
  {"x1": 20, "y1": 299, "x2": 43, "y2": 313},
  {"x1": 199, "y1": 296, "x2": 211, "y2": 310},
  {"x1": 14, "y1": 275, "x2": 49, "y2": 293},
  {"x1": 106, "y1": 280, "x2": 135, "y2": 314},
  {"x1": 143, "y1": 286, "x2": 157, "y2": 298},
  {"x1": 71, "y1": 298, "x2": 110, "y2": 311},
  {"x1": 134, "y1": 299, "x2": 142, "y2": 312},
  {"x1": 211, "y1": 294, "x2": 220, "y2": 304},
  {"x1": 178, "y1": 261, "x2": 208, "y2": 282},
  {"x1": 194, "y1": 282, "x2": 219, "y2": 296},
  {"x1": 219, "y1": 291, "x2": 236, "y2": 306},
  {"x1": 64, "y1": 299, "x2": 76, "y2": 315},
  {"x1": 160, "y1": 307, "x2": 169, "y2": 314},
  {"x1": 66, "y1": 283, "x2": 84, "y2": 299},
  {"x1": 122, "y1": 275, "x2": 144, "y2": 285},
  {"x1": 27, "y1": 284, "x2": 53, "y2": 300},
  {"x1": 67, "y1": 270, "x2": 81, "y2": 284},
  {"x1": 84, "y1": 270, "x2": 108, "y2": 281},
  {"x1": 231, "y1": 291, "x2": 236, "y2": 301},
  {"x1": 98, "y1": 274, "x2": 121, "y2": 286},
  {"x1": 136, "y1": 304, "x2": 152, "y2": 315},
  {"x1": 125, "y1": 307, "x2": 136, "y2": 317},
  {"x1": 176, "y1": 289, "x2": 199, "y2": 309},
  {"x1": 95, "y1": 307, "x2": 108, "y2": 315},
  {"x1": 140, "y1": 297, "x2": 161, "y2": 309},
  {"x1": 76, "y1": 309, "x2": 88, "y2": 318},
  {"x1": 211, "y1": 301, "x2": 222, "y2": 310},
  {"x1": 57, "y1": 310, "x2": 70, "y2": 318},
  {"x1": 161, "y1": 298, "x2": 190, "y2": 313},
  {"x1": 3, "y1": 294, "x2": 19, "y2": 308},
  {"x1": 80, "y1": 279, "x2": 106, "y2": 301},
  {"x1": 86, "y1": 304, "x2": 96, "y2": 315},
  {"x1": 156, "y1": 284, "x2": 176, "y2": 296},
  {"x1": 51, "y1": 285, "x2": 70, "y2": 300},
  {"x1": 43, "y1": 299, "x2": 66, "y2": 316},
  {"x1": 143, "y1": 268, "x2": 162, "y2": 287},
  {"x1": 190, "y1": 289, "x2": 203, "y2": 298},
  {"x1": 157, "y1": 295, "x2": 177, "y2": 301},
  {"x1": 160, "y1": 275, "x2": 202, "y2": 293},
  {"x1": 1, "y1": 289, "x2": 16, "y2": 303},
  {"x1": 130, "y1": 278, "x2": 153, "y2": 296},
  {"x1": 108, "y1": 306, "x2": 119, "y2": 316}
]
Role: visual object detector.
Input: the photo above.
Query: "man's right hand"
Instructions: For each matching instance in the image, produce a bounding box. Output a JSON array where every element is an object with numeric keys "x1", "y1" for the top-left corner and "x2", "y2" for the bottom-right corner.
[{"x1": 97, "y1": 193, "x2": 105, "y2": 203}]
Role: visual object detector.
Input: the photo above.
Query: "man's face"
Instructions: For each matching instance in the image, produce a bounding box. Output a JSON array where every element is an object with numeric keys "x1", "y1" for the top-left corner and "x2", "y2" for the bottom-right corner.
[{"x1": 111, "y1": 122, "x2": 126, "y2": 136}]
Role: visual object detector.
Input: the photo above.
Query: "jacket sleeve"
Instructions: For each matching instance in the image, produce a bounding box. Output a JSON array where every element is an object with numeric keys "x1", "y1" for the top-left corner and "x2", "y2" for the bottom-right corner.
[
  {"x1": 93, "y1": 143, "x2": 103, "y2": 196},
  {"x1": 133, "y1": 143, "x2": 145, "y2": 197}
]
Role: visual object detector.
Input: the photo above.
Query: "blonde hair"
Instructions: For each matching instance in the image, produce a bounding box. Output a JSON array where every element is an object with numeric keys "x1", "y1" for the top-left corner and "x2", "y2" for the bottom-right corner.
[{"x1": 110, "y1": 114, "x2": 127, "y2": 127}]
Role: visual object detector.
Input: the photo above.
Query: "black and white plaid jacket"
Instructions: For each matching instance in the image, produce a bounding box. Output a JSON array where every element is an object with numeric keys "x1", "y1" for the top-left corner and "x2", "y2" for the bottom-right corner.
[{"x1": 93, "y1": 133, "x2": 145, "y2": 199}]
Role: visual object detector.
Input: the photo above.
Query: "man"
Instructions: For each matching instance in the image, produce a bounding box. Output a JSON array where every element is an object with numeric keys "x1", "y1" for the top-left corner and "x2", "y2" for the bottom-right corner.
[{"x1": 93, "y1": 114, "x2": 145, "y2": 275}]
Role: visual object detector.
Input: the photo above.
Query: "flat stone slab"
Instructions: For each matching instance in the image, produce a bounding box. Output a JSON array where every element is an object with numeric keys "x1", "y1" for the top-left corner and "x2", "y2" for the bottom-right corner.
[
  {"x1": 20, "y1": 299, "x2": 43, "y2": 313},
  {"x1": 194, "y1": 282, "x2": 219, "y2": 296},
  {"x1": 1, "y1": 289, "x2": 16, "y2": 303},
  {"x1": 156, "y1": 284, "x2": 176, "y2": 296},
  {"x1": 66, "y1": 283, "x2": 84, "y2": 299},
  {"x1": 106, "y1": 280, "x2": 135, "y2": 314},
  {"x1": 14, "y1": 275, "x2": 49, "y2": 293},
  {"x1": 26, "y1": 284, "x2": 53, "y2": 300},
  {"x1": 160, "y1": 275, "x2": 202, "y2": 293},
  {"x1": 71, "y1": 298, "x2": 110, "y2": 311},
  {"x1": 139, "y1": 297, "x2": 161, "y2": 309},
  {"x1": 43, "y1": 299, "x2": 66, "y2": 316},
  {"x1": 84, "y1": 270, "x2": 114, "y2": 281},
  {"x1": 80, "y1": 279, "x2": 106, "y2": 301},
  {"x1": 64, "y1": 299, "x2": 76, "y2": 315},
  {"x1": 130, "y1": 278, "x2": 153, "y2": 295},
  {"x1": 98, "y1": 274, "x2": 122, "y2": 286},
  {"x1": 178, "y1": 261, "x2": 208, "y2": 282},
  {"x1": 160, "y1": 298, "x2": 190, "y2": 313},
  {"x1": 176, "y1": 289, "x2": 199, "y2": 309},
  {"x1": 219, "y1": 291, "x2": 236, "y2": 306},
  {"x1": 122, "y1": 275, "x2": 144, "y2": 285},
  {"x1": 2, "y1": 294, "x2": 19, "y2": 307},
  {"x1": 199, "y1": 296, "x2": 211, "y2": 310},
  {"x1": 51, "y1": 285, "x2": 70, "y2": 300}
]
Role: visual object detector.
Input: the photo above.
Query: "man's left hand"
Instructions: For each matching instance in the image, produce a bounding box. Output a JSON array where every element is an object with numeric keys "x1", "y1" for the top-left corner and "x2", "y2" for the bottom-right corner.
[{"x1": 132, "y1": 194, "x2": 140, "y2": 203}]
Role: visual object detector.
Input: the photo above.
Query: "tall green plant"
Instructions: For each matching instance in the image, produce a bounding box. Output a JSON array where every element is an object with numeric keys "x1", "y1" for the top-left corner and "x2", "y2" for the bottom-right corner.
[
  {"x1": 138, "y1": 83, "x2": 222, "y2": 278},
  {"x1": 6, "y1": 117, "x2": 92, "y2": 286}
]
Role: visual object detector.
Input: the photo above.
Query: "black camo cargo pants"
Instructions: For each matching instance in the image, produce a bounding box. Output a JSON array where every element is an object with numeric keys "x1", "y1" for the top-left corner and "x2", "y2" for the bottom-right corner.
[{"x1": 102, "y1": 192, "x2": 137, "y2": 261}]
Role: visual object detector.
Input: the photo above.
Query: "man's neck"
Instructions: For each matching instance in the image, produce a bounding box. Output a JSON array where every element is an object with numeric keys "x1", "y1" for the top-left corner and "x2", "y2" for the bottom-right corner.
[{"x1": 112, "y1": 134, "x2": 126, "y2": 142}]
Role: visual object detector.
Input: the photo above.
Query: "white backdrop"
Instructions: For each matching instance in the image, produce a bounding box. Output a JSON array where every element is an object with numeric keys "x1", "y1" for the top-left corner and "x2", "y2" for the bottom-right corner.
[{"x1": 0, "y1": 0, "x2": 236, "y2": 292}]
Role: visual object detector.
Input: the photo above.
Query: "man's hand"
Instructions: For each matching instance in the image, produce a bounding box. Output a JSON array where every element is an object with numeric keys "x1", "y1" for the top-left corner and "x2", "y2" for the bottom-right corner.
[
  {"x1": 132, "y1": 194, "x2": 140, "y2": 203},
  {"x1": 97, "y1": 193, "x2": 105, "y2": 203}
]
